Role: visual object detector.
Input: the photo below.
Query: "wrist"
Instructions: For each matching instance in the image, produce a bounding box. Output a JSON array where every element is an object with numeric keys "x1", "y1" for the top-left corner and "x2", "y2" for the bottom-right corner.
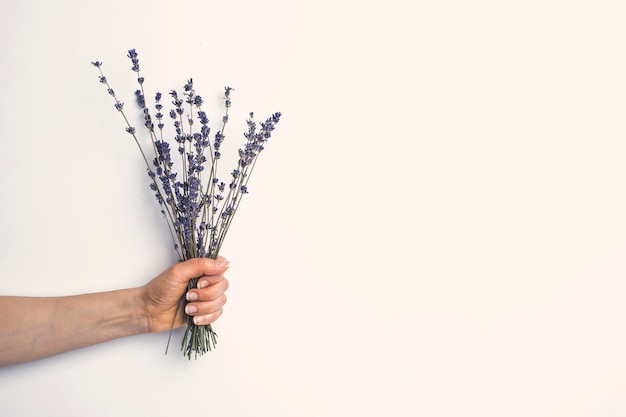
[
  {"x1": 132, "y1": 286, "x2": 156, "y2": 334},
  {"x1": 100, "y1": 288, "x2": 151, "y2": 338}
]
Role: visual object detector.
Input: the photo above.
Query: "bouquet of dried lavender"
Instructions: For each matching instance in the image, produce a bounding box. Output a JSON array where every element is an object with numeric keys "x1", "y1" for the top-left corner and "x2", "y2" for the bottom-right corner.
[{"x1": 91, "y1": 49, "x2": 281, "y2": 359}]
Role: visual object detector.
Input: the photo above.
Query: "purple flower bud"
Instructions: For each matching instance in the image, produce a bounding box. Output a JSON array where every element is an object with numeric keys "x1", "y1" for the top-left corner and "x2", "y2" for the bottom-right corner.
[
  {"x1": 135, "y1": 90, "x2": 145, "y2": 108},
  {"x1": 127, "y1": 49, "x2": 140, "y2": 72}
]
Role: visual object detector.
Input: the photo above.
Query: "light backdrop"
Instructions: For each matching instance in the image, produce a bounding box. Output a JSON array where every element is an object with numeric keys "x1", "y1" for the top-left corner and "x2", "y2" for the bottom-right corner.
[{"x1": 1, "y1": 0, "x2": 626, "y2": 416}]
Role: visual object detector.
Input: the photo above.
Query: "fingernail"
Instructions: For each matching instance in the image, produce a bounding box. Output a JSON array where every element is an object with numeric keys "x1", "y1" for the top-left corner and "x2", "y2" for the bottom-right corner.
[
  {"x1": 216, "y1": 258, "x2": 230, "y2": 268},
  {"x1": 185, "y1": 305, "x2": 197, "y2": 314},
  {"x1": 198, "y1": 280, "x2": 209, "y2": 289},
  {"x1": 186, "y1": 291, "x2": 198, "y2": 301},
  {"x1": 194, "y1": 315, "x2": 204, "y2": 324}
]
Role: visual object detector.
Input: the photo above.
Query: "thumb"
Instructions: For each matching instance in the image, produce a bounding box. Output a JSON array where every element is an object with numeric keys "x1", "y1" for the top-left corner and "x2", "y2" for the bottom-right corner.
[{"x1": 171, "y1": 257, "x2": 230, "y2": 284}]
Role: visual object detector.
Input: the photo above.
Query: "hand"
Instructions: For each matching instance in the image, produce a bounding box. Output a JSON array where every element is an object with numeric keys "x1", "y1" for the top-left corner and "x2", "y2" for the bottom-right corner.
[{"x1": 139, "y1": 257, "x2": 230, "y2": 333}]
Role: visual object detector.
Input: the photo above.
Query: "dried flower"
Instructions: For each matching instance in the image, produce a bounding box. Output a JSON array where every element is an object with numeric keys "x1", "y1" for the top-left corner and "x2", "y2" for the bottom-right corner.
[{"x1": 92, "y1": 49, "x2": 281, "y2": 360}]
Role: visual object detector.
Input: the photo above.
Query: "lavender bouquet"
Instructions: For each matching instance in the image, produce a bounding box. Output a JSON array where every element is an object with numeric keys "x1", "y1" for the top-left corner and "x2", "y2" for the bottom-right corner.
[{"x1": 92, "y1": 49, "x2": 281, "y2": 359}]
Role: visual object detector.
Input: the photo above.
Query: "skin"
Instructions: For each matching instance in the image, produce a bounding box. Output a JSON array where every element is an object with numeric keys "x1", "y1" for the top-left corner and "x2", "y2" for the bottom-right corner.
[{"x1": 0, "y1": 257, "x2": 229, "y2": 367}]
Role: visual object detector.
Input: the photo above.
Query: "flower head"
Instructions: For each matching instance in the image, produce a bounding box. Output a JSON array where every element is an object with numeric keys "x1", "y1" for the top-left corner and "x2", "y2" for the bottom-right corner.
[{"x1": 127, "y1": 49, "x2": 140, "y2": 72}]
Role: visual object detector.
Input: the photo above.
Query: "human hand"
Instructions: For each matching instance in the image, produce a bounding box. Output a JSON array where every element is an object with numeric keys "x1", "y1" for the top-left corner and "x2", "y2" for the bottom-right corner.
[{"x1": 139, "y1": 257, "x2": 230, "y2": 333}]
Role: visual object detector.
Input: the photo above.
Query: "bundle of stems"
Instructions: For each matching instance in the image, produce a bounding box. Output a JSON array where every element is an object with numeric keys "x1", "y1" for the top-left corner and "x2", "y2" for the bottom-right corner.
[{"x1": 92, "y1": 50, "x2": 281, "y2": 359}]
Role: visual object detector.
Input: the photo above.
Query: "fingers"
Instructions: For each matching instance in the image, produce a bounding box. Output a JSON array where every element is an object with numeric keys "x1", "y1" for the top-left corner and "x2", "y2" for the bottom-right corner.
[
  {"x1": 170, "y1": 256, "x2": 230, "y2": 285},
  {"x1": 184, "y1": 277, "x2": 229, "y2": 325},
  {"x1": 196, "y1": 273, "x2": 227, "y2": 289},
  {"x1": 176, "y1": 257, "x2": 229, "y2": 326},
  {"x1": 190, "y1": 308, "x2": 224, "y2": 325},
  {"x1": 186, "y1": 277, "x2": 229, "y2": 302},
  {"x1": 185, "y1": 295, "x2": 226, "y2": 324}
]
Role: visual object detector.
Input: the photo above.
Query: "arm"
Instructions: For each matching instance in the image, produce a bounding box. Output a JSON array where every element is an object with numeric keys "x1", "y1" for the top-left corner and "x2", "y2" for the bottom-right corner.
[{"x1": 0, "y1": 257, "x2": 229, "y2": 367}]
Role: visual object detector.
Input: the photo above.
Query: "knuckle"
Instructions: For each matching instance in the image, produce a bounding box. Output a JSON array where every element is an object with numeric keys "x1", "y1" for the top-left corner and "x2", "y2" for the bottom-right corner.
[{"x1": 170, "y1": 262, "x2": 184, "y2": 276}]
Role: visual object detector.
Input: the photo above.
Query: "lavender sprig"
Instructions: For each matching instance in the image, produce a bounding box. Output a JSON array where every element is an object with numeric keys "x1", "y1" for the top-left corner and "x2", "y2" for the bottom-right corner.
[{"x1": 92, "y1": 50, "x2": 281, "y2": 360}]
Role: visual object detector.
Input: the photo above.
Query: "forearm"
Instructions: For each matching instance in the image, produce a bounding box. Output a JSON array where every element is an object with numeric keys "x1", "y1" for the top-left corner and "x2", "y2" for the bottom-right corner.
[{"x1": 0, "y1": 288, "x2": 148, "y2": 366}]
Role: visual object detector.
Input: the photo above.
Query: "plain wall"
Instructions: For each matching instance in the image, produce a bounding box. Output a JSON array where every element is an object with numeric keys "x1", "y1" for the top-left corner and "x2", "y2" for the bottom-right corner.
[{"x1": 1, "y1": 0, "x2": 626, "y2": 416}]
